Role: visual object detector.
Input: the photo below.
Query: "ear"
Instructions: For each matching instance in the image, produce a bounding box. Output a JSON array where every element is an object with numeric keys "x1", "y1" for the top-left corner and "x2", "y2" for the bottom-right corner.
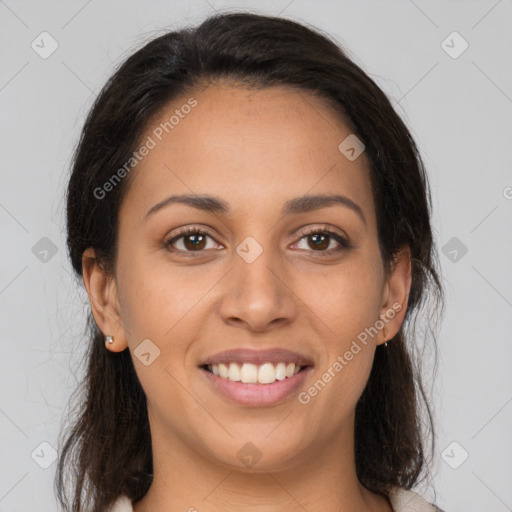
[
  {"x1": 81, "y1": 247, "x2": 128, "y2": 352},
  {"x1": 377, "y1": 244, "x2": 412, "y2": 346}
]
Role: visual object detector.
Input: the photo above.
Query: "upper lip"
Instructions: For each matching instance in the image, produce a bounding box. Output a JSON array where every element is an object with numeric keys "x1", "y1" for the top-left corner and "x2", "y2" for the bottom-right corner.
[{"x1": 200, "y1": 348, "x2": 314, "y2": 367}]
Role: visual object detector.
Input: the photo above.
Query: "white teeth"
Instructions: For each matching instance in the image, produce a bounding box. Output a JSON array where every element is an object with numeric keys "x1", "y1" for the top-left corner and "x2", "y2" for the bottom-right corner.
[
  {"x1": 275, "y1": 362, "x2": 287, "y2": 381},
  {"x1": 228, "y1": 362, "x2": 241, "y2": 381},
  {"x1": 258, "y1": 362, "x2": 276, "y2": 384},
  {"x1": 218, "y1": 363, "x2": 229, "y2": 379},
  {"x1": 208, "y1": 362, "x2": 304, "y2": 384},
  {"x1": 240, "y1": 363, "x2": 258, "y2": 383}
]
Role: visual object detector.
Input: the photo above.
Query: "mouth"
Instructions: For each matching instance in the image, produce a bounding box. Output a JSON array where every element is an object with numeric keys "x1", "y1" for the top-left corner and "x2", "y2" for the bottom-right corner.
[
  {"x1": 198, "y1": 348, "x2": 314, "y2": 407},
  {"x1": 200, "y1": 361, "x2": 311, "y2": 385}
]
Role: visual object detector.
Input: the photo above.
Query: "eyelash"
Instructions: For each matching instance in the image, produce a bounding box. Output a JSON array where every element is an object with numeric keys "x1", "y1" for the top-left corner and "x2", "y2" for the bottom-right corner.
[{"x1": 164, "y1": 225, "x2": 351, "y2": 257}]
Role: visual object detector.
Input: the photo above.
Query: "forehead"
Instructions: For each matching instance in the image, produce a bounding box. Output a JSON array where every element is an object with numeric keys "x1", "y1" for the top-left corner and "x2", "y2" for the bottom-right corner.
[{"x1": 119, "y1": 82, "x2": 374, "y2": 225}]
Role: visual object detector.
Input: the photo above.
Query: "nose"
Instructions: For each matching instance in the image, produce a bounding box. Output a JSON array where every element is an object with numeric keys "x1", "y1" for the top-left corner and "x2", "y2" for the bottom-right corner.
[{"x1": 218, "y1": 237, "x2": 298, "y2": 332}]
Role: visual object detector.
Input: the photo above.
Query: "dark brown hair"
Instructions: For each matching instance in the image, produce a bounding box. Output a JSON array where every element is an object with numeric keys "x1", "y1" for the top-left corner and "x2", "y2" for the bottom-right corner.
[{"x1": 57, "y1": 11, "x2": 444, "y2": 511}]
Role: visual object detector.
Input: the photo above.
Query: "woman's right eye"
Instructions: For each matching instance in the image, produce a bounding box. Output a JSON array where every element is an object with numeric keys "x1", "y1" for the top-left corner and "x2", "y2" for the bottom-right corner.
[{"x1": 165, "y1": 228, "x2": 222, "y2": 253}]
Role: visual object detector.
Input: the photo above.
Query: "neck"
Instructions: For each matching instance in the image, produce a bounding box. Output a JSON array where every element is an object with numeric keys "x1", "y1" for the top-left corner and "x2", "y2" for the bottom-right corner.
[{"x1": 132, "y1": 411, "x2": 392, "y2": 512}]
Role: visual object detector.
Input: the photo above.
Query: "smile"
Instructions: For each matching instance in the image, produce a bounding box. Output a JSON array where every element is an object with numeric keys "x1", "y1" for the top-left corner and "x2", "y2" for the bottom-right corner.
[
  {"x1": 198, "y1": 347, "x2": 314, "y2": 406},
  {"x1": 204, "y1": 362, "x2": 304, "y2": 384}
]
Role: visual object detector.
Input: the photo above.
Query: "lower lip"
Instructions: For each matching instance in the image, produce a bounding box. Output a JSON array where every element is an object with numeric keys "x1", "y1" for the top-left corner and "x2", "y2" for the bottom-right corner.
[{"x1": 200, "y1": 366, "x2": 313, "y2": 407}]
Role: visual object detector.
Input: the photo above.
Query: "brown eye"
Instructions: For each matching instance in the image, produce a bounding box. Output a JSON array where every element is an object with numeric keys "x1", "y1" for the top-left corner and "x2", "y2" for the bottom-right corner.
[
  {"x1": 166, "y1": 228, "x2": 219, "y2": 253},
  {"x1": 182, "y1": 233, "x2": 207, "y2": 251},
  {"x1": 307, "y1": 232, "x2": 330, "y2": 250},
  {"x1": 295, "y1": 228, "x2": 351, "y2": 256},
  {"x1": 165, "y1": 226, "x2": 351, "y2": 257}
]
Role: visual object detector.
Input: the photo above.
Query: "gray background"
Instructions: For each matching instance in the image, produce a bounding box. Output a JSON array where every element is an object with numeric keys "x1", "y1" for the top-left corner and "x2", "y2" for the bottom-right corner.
[{"x1": 1, "y1": 1, "x2": 511, "y2": 511}]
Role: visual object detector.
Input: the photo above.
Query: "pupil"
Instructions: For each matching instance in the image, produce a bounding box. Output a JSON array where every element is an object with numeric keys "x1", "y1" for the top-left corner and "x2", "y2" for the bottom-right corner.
[
  {"x1": 185, "y1": 234, "x2": 205, "y2": 250},
  {"x1": 310, "y1": 233, "x2": 328, "y2": 250}
]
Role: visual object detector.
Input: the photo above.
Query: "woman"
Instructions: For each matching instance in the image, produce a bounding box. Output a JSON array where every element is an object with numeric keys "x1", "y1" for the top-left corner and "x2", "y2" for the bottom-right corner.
[{"x1": 56, "y1": 11, "x2": 445, "y2": 512}]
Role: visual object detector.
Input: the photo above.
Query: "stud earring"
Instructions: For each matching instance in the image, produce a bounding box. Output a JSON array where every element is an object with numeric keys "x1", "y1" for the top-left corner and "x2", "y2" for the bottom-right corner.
[{"x1": 105, "y1": 335, "x2": 114, "y2": 346}]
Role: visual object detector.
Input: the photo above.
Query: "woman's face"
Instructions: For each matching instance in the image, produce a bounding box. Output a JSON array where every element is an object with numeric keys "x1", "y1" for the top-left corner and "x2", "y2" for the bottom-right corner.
[{"x1": 86, "y1": 81, "x2": 410, "y2": 473}]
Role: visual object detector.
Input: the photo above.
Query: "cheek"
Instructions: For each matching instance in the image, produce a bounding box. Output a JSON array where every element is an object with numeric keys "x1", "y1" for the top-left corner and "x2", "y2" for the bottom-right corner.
[
  {"x1": 295, "y1": 252, "x2": 383, "y2": 409},
  {"x1": 299, "y1": 334, "x2": 376, "y2": 442},
  {"x1": 117, "y1": 253, "x2": 206, "y2": 342},
  {"x1": 297, "y1": 256, "x2": 384, "y2": 342},
  {"x1": 321, "y1": 347, "x2": 375, "y2": 429},
  {"x1": 117, "y1": 261, "x2": 204, "y2": 406}
]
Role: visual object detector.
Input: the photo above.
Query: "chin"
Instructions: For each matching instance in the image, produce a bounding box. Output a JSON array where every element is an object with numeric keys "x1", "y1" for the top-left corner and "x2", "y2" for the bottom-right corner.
[{"x1": 202, "y1": 436, "x2": 308, "y2": 474}]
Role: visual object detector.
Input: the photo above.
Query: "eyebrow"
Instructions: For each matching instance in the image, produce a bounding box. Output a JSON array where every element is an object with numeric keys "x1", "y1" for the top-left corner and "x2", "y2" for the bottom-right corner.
[{"x1": 143, "y1": 193, "x2": 366, "y2": 225}]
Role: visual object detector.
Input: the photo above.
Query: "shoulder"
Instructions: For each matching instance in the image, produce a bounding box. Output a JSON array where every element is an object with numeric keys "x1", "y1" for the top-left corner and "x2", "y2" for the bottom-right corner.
[
  {"x1": 388, "y1": 487, "x2": 446, "y2": 512},
  {"x1": 108, "y1": 494, "x2": 133, "y2": 512},
  {"x1": 109, "y1": 489, "x2": 446, "y2": 512}
]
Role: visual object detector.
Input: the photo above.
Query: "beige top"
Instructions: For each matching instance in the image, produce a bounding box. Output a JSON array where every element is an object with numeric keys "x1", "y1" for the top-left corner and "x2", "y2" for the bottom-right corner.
[{"x1": 109, "y1": 487, "x2": 445, "y2": 511}]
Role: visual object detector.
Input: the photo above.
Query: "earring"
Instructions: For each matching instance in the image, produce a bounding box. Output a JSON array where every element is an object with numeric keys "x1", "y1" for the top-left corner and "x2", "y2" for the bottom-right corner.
[
  {"x1": 384, "y1": 340, "x2": 388, "y2": 348},
  {"x1": 105, "y1": 335, "x2": 114, "y2": 346}
]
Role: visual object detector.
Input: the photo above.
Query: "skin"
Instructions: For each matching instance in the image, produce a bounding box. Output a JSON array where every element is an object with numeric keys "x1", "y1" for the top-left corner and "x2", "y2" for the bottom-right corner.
[{"x1": 82, "y1": 80, "x2": 411, "y2": 512}]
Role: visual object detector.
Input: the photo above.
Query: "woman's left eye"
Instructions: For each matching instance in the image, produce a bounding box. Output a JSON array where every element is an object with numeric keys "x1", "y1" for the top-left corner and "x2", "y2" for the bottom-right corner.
[
  {"x1": 165, "y1": 227, "x2": 350, "y2": 256},
  {"x1": 293, "y1": 228, "x2": 351, "y2": 256}
]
